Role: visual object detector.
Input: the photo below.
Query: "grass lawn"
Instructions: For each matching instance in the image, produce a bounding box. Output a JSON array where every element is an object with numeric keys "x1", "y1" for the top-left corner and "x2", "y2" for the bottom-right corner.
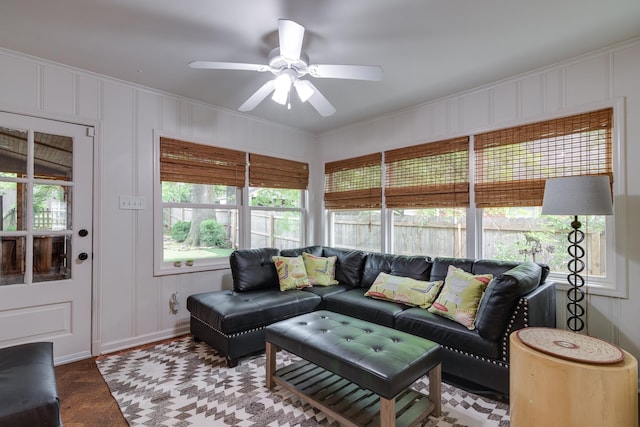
[{"x1": 164, "y1": 247, "x2": 234, "y2": 262}]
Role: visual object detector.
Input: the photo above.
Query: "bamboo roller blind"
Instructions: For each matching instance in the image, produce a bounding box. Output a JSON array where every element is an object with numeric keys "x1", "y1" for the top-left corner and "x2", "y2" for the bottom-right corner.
[
  {"x1": 474, "y1": 108, "x2": 613, "y2": 208},
  {"x1": 385, "y1": 136, "x2": 470, "y2": 208},
  {"x1": 249, "y1": 153, "x2": 309, "y2": 190},
  {"x1": 324, "y1": 153, "x2": 382, "y2": 209},
  {"x1": 160, "y1": 137, "x2": 246, "y2": 187}
]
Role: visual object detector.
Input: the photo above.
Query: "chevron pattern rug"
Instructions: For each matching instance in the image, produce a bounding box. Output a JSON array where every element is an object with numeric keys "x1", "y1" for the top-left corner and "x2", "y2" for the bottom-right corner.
[{"x1": 97, "y1": 336, "x2": 510, "y2": 426}]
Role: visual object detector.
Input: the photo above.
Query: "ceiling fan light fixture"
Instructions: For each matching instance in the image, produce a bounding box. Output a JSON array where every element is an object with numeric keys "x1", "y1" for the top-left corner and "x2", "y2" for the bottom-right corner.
[
  {"x1": 271, "y1": 88, "x2": 288, "y2": 105},
  {"x1": 273, "y1": 72, "x2": 293, "y2": 94}
]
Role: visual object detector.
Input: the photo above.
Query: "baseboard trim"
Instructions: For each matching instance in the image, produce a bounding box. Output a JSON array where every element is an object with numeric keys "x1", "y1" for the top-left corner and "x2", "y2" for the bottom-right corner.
[{"x1": 95, "y1": 326, "x2": 190, "y2": 356}]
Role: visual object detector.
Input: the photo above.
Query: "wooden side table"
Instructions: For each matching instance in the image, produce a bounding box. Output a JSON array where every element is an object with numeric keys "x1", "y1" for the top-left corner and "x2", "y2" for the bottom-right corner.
[{"x1": 510, "y1": 328, "x2": 638, "y2": 427}]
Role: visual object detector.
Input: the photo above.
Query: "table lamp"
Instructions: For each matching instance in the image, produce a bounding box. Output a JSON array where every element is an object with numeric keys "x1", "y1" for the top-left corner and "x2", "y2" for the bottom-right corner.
[{"x1": 541, "y1": 175, "x2": 613, "y2": 332}]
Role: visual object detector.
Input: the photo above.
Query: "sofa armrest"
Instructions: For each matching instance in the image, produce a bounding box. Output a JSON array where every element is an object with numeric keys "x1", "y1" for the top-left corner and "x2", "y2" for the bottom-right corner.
[{"x1": 500, "y1": 280, "x2": 556, "y2": 361}]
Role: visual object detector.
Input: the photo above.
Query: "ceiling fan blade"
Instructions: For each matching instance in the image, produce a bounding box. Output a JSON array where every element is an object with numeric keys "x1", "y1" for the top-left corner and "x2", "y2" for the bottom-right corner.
[
  {"x1": 238, "y1": 80, "x2": 276, "y2": 112},
  {"x1": 278, "y1": 19, "x2": 305, "y2": 60},
  {"x1": 189, "y1": 61, "x2": 269, "y2": 72},
  {"x1": 308, "y1": 64, "x2": 383, "y2": 81},
  {"x1": 301, "y1": 81, "x2": 336, "y2": 117}
]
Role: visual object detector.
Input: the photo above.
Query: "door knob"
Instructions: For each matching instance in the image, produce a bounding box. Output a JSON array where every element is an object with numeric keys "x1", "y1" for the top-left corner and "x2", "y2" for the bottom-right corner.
[{"x1": 78, "y1": 252, "x2": 89, "y2": 261}]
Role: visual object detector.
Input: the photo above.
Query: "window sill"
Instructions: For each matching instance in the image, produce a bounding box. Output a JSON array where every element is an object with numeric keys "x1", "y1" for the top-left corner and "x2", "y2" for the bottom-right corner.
[
  {"x1": 154, "y1": 259, "x2": 231, "y2": 276},
  {"x1": 549, "y1": 274, "x2": 627, "y2": 299}
]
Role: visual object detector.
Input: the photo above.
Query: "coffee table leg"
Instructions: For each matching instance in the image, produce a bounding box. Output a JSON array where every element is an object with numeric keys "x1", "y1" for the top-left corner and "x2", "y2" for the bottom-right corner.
[
  {"x1": 379, "y1": 396, "x2": 396, "y2": 427},
  {"x1": 429, "y1": 363, "x2": 442, "y2": 417},
  {"x1": 266, "y1": 341, "x2": 277, "y2": 389}
]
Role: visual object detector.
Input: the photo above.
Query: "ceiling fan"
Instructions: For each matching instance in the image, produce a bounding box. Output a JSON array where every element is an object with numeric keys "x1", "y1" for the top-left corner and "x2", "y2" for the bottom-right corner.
[{"x1": 189, "y1": 19, "x2": 383, "y2": 117}]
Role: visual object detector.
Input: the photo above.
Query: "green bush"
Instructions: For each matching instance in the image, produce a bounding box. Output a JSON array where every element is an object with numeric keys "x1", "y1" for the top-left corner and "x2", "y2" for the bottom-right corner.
[
  {"x1": 200, "y1": 219, "x2": 230, "y2": 248},
  {"x1": 171, "y1": 221, "x2": 191, "y2": 242}
]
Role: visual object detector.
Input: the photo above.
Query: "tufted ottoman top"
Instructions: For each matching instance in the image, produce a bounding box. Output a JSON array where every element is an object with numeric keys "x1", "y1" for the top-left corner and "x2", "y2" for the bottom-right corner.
[{"x1": 266, "y1": 310, "x2": 441, "y2": 399}]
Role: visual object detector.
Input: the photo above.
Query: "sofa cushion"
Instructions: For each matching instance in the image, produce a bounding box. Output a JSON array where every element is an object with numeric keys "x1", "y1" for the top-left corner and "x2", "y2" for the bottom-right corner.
[
  {"x1": 428, "y1": 265, "x2": 492, "y2": 329},
  {"x1": 395, "y1": 307, "x2": 501, "y2": 360},
  {"x1": 302, "y1": 253, "x2": 339, "y2": 286},
  {"x1": 280, "y1": 245, "x2": 324, "y2": 257},
  {"x1": 364, "y1": 272, "x2": 443, "y2": 309},
  {"x1": 430, "y1": 257, "x2": 475, "y2": 281},
  {"x1": 474, "y1": 261, "x2": 542, "y2": 340},
  {"x1": 230, "y1": 248, "x2": 280, "y2": 292},
  {"x1": 272, "y1": 255, "x2": 311, "y2": 290},
  {"x1": 187, "y1": 289, "x2": 321, "y2": 335},
  {"x1": 322, "y1": 247, "x2": 367, "y2": 288},
  {"x1": 323, "y1": 288, "x2": 407, "y2": 328},
  {"x1": 361, "y1": 252, "x2": 433, "y2": 288},
  {"x1": 302, "y1": 284, "x2": 351, "y2": 301}
]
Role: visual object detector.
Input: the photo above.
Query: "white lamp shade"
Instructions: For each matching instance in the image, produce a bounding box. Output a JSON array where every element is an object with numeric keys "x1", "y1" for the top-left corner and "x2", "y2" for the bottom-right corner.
[{"x1": 541, "y1": 175, "x2": 613, "y2": 215}]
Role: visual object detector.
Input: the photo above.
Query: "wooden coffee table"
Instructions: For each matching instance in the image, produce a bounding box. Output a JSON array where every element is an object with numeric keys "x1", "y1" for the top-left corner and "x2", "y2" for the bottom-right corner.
[{"x1": 265, "y1": 310, "x2": 442, "y2": 427}]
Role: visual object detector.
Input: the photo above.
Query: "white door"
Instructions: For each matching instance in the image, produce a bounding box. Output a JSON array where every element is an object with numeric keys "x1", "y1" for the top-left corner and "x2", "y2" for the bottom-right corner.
[{"x1": 0, "y1": 112, "x2": 93, "y2": 364}]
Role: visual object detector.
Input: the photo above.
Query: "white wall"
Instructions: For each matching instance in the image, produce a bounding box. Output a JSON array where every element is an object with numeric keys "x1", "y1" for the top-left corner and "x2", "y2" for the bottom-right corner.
[
  {"x1": 0, "y1": 48, "x2": 318, "y2": 354},
  {"x1": 317, "y1": 38, "x2": 640, "y2": 362}
]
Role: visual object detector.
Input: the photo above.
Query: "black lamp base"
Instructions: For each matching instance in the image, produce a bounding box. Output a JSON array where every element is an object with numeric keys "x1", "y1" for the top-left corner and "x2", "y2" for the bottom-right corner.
[{"x1": 566, "y1": 215, "x2": 586, "y2": 332}]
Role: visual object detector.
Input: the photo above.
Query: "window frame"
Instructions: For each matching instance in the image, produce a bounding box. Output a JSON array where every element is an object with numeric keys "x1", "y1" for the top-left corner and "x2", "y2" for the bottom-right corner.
[
  {"x1": 473, "y1": 100, "x2": 625, "y2": 298},
  {"x1": 153, "y1": 132, "x2": 309, "y2": 276},
  {"x1": 155, "y1": 135, "x2": 245, "y2": 274},
  {"x1": 324, "y1": 99, "x2": 626, "y2": 298}
]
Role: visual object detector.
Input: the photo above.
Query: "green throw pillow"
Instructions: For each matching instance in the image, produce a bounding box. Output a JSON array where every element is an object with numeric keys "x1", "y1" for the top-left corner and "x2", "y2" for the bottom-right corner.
[
  {"x1": 365, "y1": 272, "x2": 444, "y2": 309},
  {"x1": 302, "y1": 252, "x2": 339, "y2": 286},
  {"x1": 428, "y1": 265, "x2": 492, "y2": 329},
  {"x1": 272, "y1": 255, "x2": 311, "y2": 291}
]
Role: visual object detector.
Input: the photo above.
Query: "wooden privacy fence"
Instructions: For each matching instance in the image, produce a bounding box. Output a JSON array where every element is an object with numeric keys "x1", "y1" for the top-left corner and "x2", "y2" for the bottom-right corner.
[{"x1": 333, "y1": 217, "x2": 605, "y2": 275}]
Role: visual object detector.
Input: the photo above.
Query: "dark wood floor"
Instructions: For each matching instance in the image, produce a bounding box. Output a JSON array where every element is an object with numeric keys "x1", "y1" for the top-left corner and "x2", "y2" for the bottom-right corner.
[
  {"x1": 55, "y1": 357, "x2": 128, "y2": 426},
  {"x1": 56, "y1": 354, "x2": 640, "y2": 426}
]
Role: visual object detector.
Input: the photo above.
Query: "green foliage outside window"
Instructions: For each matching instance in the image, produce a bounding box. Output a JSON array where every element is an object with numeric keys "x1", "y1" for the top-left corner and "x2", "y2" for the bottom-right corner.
[
  {"x1": 199, "y1": 219, "x2": 230, "y2": 248},
  {"x1": 170, "y1": 221, "x2": 191, "y2": 242}
]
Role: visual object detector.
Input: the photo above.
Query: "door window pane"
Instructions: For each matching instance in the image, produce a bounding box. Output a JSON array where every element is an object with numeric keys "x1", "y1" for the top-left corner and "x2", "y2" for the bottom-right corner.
[
  {"x1": 0, "y1": 236, "x2": 25, "y2": 285},
  {"x1": 34, "y1": 132, "x2": 73, "y2": 181},
  {"x1": 33, "y1": 235, "x2": 71, "y2": 283},
  {"x1": 392, "y1": 208, "x2": 466, "y2": 257},
  {"x1": 0, "y1": 182, "x2": 26, "y2": 231},
  {"x1": 0, "y1": 127, "x2": 27, "y2": 177},
  {"x1": 33, "y1": 184, "x2": 70, "y2": 231}
]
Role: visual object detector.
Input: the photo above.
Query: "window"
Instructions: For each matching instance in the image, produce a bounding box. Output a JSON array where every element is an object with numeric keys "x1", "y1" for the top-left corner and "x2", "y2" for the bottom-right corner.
[
  {"x1": 475, "y1": 108, "x2": 614, "y2": 289},
  {"x1": 248, "y1": 153, "x2": 308, "y2": 250},
  {"x1": 154, "y1": 137, "x2": 310, "y2": 274},
  {"x1": 322, "y1": 106, "x2": 621, "y2": 296},
  {"x1": 324, "y1": 153, "x2": 382, "y2": 251},
  {"x1": 385, "y1": 137, "x2": 469, "y2": 257},
  {"x1": 156, "y1": 137, "x2": 244, "y2": 272}
]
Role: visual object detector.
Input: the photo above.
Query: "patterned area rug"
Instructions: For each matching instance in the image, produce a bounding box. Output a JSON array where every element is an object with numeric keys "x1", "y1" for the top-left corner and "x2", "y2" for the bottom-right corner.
[{"x1": 97, "y1": 336, "x2": 510, "y2": 426}]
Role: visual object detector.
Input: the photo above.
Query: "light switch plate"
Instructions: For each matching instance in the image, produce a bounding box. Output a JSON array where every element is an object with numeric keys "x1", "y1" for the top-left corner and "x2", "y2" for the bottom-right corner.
[{"x1": 119, "y1": 195, "x2": 145, "y2": 210}]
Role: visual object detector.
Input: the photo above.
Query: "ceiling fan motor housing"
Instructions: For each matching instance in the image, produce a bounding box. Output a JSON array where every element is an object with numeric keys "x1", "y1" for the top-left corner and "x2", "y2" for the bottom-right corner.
[{"x1": 268, "y1": 48, "x2": 309, "y2": 77}]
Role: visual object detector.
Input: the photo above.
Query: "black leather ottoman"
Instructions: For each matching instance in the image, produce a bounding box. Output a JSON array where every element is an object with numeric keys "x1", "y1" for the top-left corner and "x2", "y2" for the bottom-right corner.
[
  {"x1": 0, "y1": 342, "x2": 61, "y2": 426},
  {"x1": 266, "y1": 310, "x2": 442, "y2": 427}
]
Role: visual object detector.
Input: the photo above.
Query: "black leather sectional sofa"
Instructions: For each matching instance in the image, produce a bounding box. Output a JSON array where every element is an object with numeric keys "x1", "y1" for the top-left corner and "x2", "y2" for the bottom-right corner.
[{"x1": 187, "y1": 246, "x2": 556, "y2": 396}]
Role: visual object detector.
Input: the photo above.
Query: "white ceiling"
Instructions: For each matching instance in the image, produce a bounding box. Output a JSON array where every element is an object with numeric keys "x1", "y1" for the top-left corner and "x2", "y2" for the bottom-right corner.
[{"x1": 2, "y1": 0, "x2": 640, "y2": 134}]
